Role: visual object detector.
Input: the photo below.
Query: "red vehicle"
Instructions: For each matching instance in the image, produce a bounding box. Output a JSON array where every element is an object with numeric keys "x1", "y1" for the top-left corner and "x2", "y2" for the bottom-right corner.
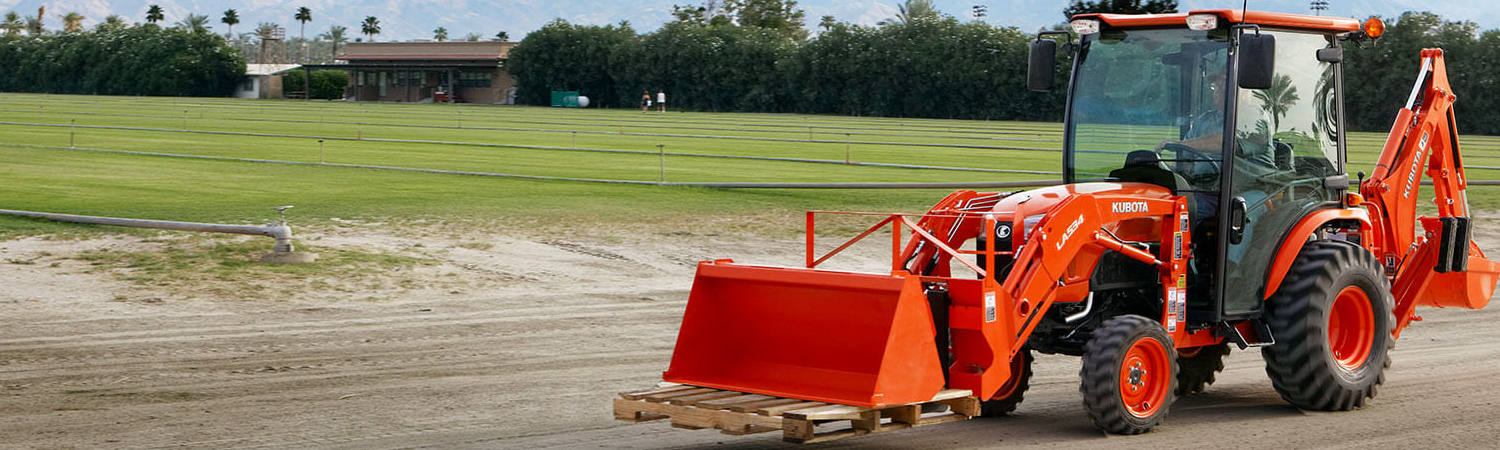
[{"x1": 615, "y1": 10, "x2": 1499, "y2": 442}]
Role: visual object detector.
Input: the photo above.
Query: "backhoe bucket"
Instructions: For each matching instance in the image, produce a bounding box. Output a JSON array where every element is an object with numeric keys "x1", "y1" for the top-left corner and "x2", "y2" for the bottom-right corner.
[
  {"x1": 1416, "y1": 241, "x2": 1499, "y2": 310},
  {"x1": 663, "y1": 261, "x2": 946, "y2": 407}
]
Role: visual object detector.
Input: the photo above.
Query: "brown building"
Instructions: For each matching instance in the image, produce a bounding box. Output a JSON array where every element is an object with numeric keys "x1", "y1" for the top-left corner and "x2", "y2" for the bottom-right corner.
[{"x1": 327, "y1": 41, "x2": 517, "y2": 104}]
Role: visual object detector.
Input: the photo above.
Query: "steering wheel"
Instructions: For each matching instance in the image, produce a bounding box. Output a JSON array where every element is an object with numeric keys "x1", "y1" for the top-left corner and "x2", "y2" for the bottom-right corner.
[{"x1": 1156, "y1": 142, "x2": 1221, "y2": 184}]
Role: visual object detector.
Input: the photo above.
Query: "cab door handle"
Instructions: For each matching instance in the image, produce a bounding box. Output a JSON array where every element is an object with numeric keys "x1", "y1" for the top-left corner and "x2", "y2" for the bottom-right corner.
[{"x1": 1229, "y1": 196, "x2": 1248, "y2": 245}]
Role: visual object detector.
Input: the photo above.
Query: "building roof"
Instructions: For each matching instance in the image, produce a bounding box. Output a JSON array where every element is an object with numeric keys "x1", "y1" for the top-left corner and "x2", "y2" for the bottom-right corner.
[
  {"x1": 245, "y1": 64, "x2": 303, "y2": 76},
  {"x1": 337, "y1": 41, "x2": 516, "y2": 62}
]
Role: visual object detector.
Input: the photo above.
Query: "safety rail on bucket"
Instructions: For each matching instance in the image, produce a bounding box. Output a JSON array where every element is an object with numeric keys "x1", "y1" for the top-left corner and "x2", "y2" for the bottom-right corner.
[{"x1": 804, "y1": 210, "x2": 1007, "y2": 278}]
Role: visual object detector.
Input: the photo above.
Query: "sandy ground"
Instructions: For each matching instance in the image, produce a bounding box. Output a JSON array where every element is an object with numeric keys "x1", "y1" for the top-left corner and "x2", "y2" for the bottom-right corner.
[{"x1": 2, "y1": 221, "x2": 1500, "y2": 449}]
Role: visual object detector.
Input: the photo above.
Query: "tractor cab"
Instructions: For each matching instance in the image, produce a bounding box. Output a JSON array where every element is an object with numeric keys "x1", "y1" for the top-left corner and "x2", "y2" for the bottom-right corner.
[{"x1": 1034, "y1": 11, "x2": 1356, "y2": 322}]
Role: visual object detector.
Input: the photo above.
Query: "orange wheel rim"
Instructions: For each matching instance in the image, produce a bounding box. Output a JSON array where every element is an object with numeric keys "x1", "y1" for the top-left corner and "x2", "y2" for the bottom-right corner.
[
  {"x1": 1329, "y1": 286, "x2": 1375, "y2": 370},
  {"x1": 1119, "y1": 338, "x2": 1170, "y2": 418},
  {"x1": 991, "y1": 353, "x2": 1027, "y2": 400}
]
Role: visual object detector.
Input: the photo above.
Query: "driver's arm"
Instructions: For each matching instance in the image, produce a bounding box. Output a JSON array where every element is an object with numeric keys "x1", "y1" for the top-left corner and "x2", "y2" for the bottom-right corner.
[{"x1": 1175, "y1": 132, "x2": 1222, "y2": 152}]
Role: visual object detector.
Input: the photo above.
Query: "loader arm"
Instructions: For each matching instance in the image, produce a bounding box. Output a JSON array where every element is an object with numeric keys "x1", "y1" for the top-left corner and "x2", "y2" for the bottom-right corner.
[
  {"x1": 948, "y1": 187, "x2": 1191, "y2": 400},
  {"x1": 1360, "y1": 49, "x2": 1499, "y2": 334}
]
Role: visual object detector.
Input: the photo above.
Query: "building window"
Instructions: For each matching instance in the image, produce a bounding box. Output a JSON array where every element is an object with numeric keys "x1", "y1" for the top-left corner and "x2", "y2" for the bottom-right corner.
[
  {"x1": 458, "y1": 71, "x2": 491, "y2": 88},
  {"x1": 394, "y1": 71, "x2": 426, "y2": 86}
]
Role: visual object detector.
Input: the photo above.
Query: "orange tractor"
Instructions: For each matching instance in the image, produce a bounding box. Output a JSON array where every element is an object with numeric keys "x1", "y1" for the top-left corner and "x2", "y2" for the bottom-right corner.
[{"x1": 615, "y1": 10, "x2": 1499, "y2": 440}]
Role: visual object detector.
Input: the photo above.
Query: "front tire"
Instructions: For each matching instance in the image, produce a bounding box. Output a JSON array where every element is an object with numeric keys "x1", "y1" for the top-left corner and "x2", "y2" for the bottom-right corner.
[
  {"x1": 1175, "y1": 343, "x2": 1230, "y2": 396},
  {"x1": 1081, "y1": 315, "x2": 1178, "y2": 434},
  {"x1": 1262, "y1": 240, "x2": 1394, "y2": 411},
  {"x1": 980, "y1": 349, "x2": 1033, "y2": 417}
]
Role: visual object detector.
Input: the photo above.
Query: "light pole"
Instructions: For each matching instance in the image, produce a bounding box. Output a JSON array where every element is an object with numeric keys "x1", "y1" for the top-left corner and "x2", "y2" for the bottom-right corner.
[
  {"x1": 971, "y1": 4, "x2": 988, "y2": 22},
  {"x1": 1310, "y1": 1, "x2": 1330, "y2": 16}
]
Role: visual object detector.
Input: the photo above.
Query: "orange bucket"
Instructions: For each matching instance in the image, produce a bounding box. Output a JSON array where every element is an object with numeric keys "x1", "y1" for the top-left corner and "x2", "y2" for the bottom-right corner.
[
  {"x1": 663, "y1": 261, "x2": 946, "y2": 407},
  {"x1": 1416, "y1": 242, "x2": 1499, "y2": 309}
]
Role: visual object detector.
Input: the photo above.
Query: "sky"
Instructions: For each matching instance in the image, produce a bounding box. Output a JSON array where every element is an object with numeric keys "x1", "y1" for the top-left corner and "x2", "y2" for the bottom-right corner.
[{"x1": 0, "y1": 1, "x2": 1491, "y2": 41}]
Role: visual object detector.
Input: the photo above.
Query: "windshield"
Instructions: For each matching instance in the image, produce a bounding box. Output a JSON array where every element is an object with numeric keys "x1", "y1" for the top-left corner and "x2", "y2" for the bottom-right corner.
[{"x1": 1066, "y1": 28, "x2": 1230, "y2": 186}]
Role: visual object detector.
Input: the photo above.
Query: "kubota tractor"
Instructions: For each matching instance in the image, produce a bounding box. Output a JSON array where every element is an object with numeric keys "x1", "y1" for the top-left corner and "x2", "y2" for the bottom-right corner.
[{"x1": 615, "y1": 10, "x2": 1500, "y2": 441}]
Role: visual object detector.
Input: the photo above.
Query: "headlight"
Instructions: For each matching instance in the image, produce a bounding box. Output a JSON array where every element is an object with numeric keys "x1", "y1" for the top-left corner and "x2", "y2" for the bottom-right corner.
[
  {"x1": 1186, "y1": 13, "x2": 1218, "y2": 31},
  {"x1": 1022, "y1": 214, "x2": 1045, "y2": 239},
  {"x1": 1070, "y1": 19, "x2": 1100, "y2": 35}
]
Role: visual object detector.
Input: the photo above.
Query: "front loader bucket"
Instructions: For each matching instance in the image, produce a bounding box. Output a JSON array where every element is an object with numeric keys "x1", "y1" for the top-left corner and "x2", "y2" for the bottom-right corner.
[{"x1": 663, "y1": 261, "x2": 946, "y2": 407}]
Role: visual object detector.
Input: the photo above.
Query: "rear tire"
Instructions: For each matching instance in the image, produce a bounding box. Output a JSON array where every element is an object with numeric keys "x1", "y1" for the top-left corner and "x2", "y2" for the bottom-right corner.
[
  {"x1": 1175, "y1": 343, "x2": 1230, "y2": 396},
  {"x1": 1081, "y1": 315, "x2": 1177, "y2": 434},
  {"x1": 980, "y1": 349, "x2": 1033, "y2": 417},
  {"x1": 1262, "y1": 240, "x2": 1394, "y2": 411}
]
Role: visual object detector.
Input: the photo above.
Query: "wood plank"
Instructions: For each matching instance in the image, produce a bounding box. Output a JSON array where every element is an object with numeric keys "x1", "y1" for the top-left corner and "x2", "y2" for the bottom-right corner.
[
  {"x1": 937, "y1": 396, "x2": 981, "y2": 417},
  {"x1": 667, "y1": 405, "x2": 724, "y2": 430},
  {"x1": 782, "y1": 403, "x2": 869, "y2": 421},
  {"x1": 642, "y1": 387, "x2": 717, "y2": 402},
  {"x1": 718, "y1": 411, "x2": 787, "y2": 435},
  {"x1": 697, "y1": 394, "x2": 773, "y2": 409},
  {"x1": 728, "y1": 398, "x2": 804, "y2": 413},
  {"x1": 613, "y1": 398, "x2": 670, "y2": 422},
  {"x1": 781, "y1": 418, "x2": 817, "y2": 443},
  {"x1": 757, "y1": 401, "x2": 827, "y2": 417},
  {"x1": 927, "y1": 389, "x2": 975, "y2": 402},
  {"x1": 885, "y1": 405, "x2": 922, "y2": 425},
  {"x1": 669, "y1": 391, "x2": 744, "y2": 406},
  {"x1": 619, "y1": 384, "x2": 696, "y2": 400}
]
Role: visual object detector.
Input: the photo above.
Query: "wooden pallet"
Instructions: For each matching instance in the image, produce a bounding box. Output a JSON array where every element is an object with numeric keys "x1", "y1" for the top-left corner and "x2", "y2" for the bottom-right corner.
[{"x1": 614, "y1": 384, "x2": 980, "y2": 444}]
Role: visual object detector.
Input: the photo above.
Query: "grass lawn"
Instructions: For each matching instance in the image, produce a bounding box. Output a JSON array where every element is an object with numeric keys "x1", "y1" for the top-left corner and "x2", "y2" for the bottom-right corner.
[{"x1": 1, "y1": 93, "x2": 1495, "y2": 236}]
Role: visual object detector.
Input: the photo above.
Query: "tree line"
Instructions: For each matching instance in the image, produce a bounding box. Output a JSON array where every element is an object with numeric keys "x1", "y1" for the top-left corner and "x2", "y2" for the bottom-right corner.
[
  {"x1": 510, "y1": 1, "x2": 1500, "y2": 134},
  {"x1": 0, "y1": 23, "x2": 244, "y2": 96}
]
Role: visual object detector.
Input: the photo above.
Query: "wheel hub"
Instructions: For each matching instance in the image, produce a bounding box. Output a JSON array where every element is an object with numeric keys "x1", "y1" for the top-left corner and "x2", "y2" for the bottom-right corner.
[
  {"x1": 1118, "y1": 338, "x2": 1169, "y2": 418},
  {"x1": 1329, "y1": 286, "x2": 1375, "y2": 371}
]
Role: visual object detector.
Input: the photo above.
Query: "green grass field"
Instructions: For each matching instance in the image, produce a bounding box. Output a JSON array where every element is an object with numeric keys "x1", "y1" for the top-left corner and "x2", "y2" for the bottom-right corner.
[{"x1": 1, "y1": 92, "x2": 1496, "y2": 235}]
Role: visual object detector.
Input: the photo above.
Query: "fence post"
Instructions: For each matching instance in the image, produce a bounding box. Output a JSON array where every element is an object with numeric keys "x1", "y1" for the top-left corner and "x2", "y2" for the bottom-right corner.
[
  {"x1": 69, "y1": 119, "x2": 76, "y2": 148},
  {"x1": 845, "y1": 134, "x2": 852, "y2": 164},
  {"x1": 318, "y1": 139, "x2": 325, "y2": 164},
  {"x1": 658, "y1": 144, "x2": 666, "y2": 183}
]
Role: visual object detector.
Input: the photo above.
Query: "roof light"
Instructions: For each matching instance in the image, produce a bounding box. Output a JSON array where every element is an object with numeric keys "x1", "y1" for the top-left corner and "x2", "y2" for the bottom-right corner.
[
  {"x1": 1186, "y1": 13, "x2": 1218, "y2": 31},
  {"x1": 1363, "y1": 17, "x2": 1385, "y2": 38},
  {"x1": 1070, "y1": 19, "x2": 1100, "y2": 35}
]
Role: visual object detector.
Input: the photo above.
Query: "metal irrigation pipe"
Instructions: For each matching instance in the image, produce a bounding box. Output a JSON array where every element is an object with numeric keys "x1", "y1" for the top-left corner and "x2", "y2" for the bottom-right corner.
[{"x1": 0, "y1": 207, "x2": 311, "y2": 261}]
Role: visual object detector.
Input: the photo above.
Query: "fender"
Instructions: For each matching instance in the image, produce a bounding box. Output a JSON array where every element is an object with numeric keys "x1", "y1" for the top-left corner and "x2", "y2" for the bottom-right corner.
[{"x1": 1262, "y1": 207, "x2": 1373, "y2": 299}]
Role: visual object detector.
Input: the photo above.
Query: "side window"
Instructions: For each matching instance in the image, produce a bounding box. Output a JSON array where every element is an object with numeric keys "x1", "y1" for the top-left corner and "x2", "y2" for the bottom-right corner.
[{"x1": 1232, "y1": 31, "x2": 1337, "y2": 177}]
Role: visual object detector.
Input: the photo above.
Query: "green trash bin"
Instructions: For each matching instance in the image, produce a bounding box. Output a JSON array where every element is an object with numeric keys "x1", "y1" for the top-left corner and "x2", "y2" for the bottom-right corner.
[{"x1": 550, "y1": 90, "x2": 580, "y2": 107}]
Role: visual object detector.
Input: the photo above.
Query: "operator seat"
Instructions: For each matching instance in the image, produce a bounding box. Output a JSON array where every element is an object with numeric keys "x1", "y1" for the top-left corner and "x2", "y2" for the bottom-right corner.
[{"x1": 1108, "y1": 150, "x2": 1190, "y2": 194}]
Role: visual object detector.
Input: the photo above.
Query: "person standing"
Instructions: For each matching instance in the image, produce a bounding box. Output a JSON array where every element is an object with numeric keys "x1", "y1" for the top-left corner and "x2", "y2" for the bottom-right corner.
[
  {"x1": 656, "y1": 90, "x2": 667, "y2": 113},
  {"x1": 641, "y1": 91, "x2": 651, "y2": 113}
]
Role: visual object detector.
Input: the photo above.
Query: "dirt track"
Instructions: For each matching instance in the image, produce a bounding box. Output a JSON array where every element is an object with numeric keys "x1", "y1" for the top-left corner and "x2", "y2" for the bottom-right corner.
[{"x1": 3, "y1": 226, "x2": 1500, "y2": 449}]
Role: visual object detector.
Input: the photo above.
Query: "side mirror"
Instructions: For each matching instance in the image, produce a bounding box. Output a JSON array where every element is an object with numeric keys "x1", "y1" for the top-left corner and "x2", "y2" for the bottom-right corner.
[
  {"x1": 1237, "y1": 32, "x2": 1275, "y2": 90},
  {"x1": 1028, "y1": 39, "x2": 1058, "y2": 92}
]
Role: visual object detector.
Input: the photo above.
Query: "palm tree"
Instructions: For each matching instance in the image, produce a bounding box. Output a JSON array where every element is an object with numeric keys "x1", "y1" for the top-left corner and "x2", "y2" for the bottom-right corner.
[
  {"x1": 433, "y1": 26, "x2": 448, "y2": 41},
  {"x1": 60, "y1": 12, "x2": 84, "y2": 32},
  {"x1": 102, "y1": 15, "x2": 126, "y2": 27},
  {"x1": 294, "y1": 7, "x2": 312, "y2": 62},
  {"x1": 463, "y1": 32, "x2": 481, "y2": 42},
  {"x1": 1251, "y1": 74, "x2": 1301, "y2": 134},
  {"x1": 818, "y1": 15, "x2": 836, "y2": 31},
  {"x1": 145, "y1": 5, "x2": 164, "y2": 24},
  {"x1": 493, "y1": 30, "x2": 509, "y2": 41},
  {"x1": 176, "y1": 14, "x2": 210, "y2": 32},
  {"x1": 320, "y1": 25, "x2": 348, "y2": 60},
  {"x1": 360, "y1": 16, "x2": 379, "y2": 42},
  {"x1": 880, "y1": 0, "x2": 937, "y2": 25},
  {"x1": 2, "y1": 11, "x2": 23, "y2": 36},
  {"x1": 255, "y1": 22, "x2": 281, "y2": 63},
  {"x1": 25, "y1": 16, "x2": 41, "y2": 35},
  {"x1": 221, "y1": 9, "x2": 239, "y2": 37}
]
